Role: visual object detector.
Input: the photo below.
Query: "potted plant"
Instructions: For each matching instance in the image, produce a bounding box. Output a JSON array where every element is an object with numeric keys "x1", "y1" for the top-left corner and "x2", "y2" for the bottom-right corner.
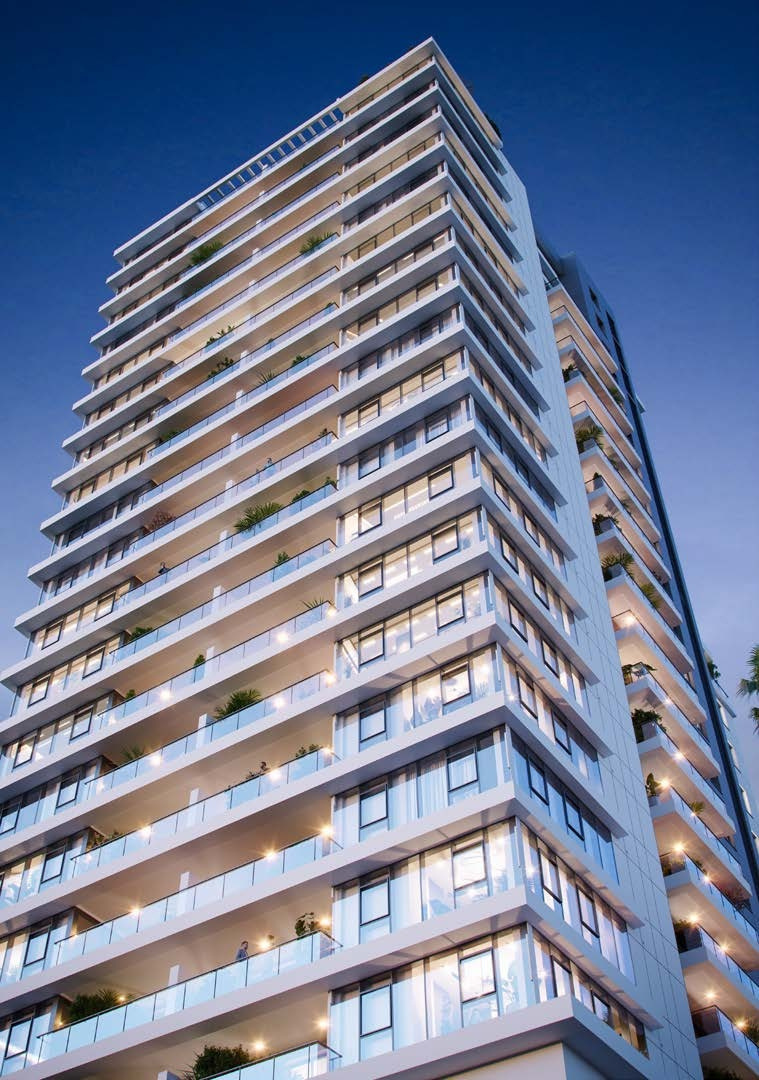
[
  {"x1": 67, "y1": 988, "x2": 128, "y2": 1023},
  {"x1": 182, "y1": 1044, "x2": 253, "y2": 1080},
  {"x1": 574, "y1": 422, "x2": 604, "y2": 453},
  {"x1": 645, "y1": 773, "x2": 661, "y2": 799},
  {"x1": 294, "y1": 912, "x2": 318, "y2": 938},
  {"x1": 214, "y1": 689, "x2": 262, "y2": 720},
  {"x1": 189, "y1": 240, "x2": 223, "y2": 267},
  {"x1": 234, "y1": 502, "x2": 283, "y2": 534}
]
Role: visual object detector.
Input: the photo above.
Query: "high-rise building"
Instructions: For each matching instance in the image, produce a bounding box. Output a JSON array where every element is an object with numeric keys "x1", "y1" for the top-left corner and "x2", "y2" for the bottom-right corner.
[{"x1": 0, "y1": 36, "x2": 755, "y2": 1080}]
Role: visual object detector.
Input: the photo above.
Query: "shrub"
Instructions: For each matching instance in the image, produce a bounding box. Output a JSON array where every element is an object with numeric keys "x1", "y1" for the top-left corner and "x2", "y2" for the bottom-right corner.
[
  {"x1": 143, "y1": 510, "x2": 174, "y2": 534},
  {"x1": 121, "y1": 745, "x2": 145, "y2": 762},
  {"x1": 638, "y1": 581, "x2": 661, "y2": 609},
  {"x1": 214, "y1": 689, "x2": 262, "y2": 720},
  {"x1": 561, "y1": 363, "x2": 576, "y2": 382},
  {"x1": 294, "y1": 912, "x2": 318, "y2": 937},
  {"x1": 193, "y1": 654, "x2": 206, "y2": 668},
  {"x1": 158, "y1": 430, "x2": 180, "y2": 444},
  {"x1": 630, "y1": 708, "x2": 665, "y2": 743},
  {"x1": 290, "y1": 489, "x2": 311, "y2": 504},
  {"x1": 182, "y1": 1044, "x2": 253, "y2": 1080},
  {"x1": 206, "y1": 357, "x2": 234, "y2": 380},
  {"x1": 601, "y1": 551, "x2": 633, "y2": 579},
  {"x1": 234, "y1": 501, "x2": 283, "y2": 533},
  {"x1": 126, "y1": 626, "x2": 154, "y2": 643},
  {"x1": 68, "y1": 988, "x2": 126, "y2": 1023},
  {"x1": 645, "y1": 773, "x2": 661, "y2": 798},
  {"x1": 295, "y1": 743, "x2": 321, "y2": 759},
  {"x1": 189, "y1": 240, "x2": 223, "y2": 267},
  {"x1": 299, "y1": 232, "x2": 333, "y2": 256},
  {"x1": 302, "y1": 597, "x2": 328, "y2": 611},
  {"x1": 275, "y1": 552, "x2": 290, "y2": 566},
  {"x1": 574, "y1": 423, "x2": 604, "y2": 452}
]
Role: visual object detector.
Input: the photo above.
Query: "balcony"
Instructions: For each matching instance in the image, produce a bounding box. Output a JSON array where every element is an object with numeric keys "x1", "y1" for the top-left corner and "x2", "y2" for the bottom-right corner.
[
  {"x1": 675, "y1": 923, "x2": 759, "y2": 1019},
  {"x1": 692, "y1": 1005, "x2": 759, "y2": 1079},
  {"x1": 578, "y1": 442, "x2": 657, "y2": 545},
  {"x1": 662, "y1": 852, "x2": 759, "y2": 972},
  {"x1": 648, "y1": 786, "x2": 748, "y2": 893},
  {"x1": 569, "y1": 398, "x2": 640, "y2": 476},
  {"x1": 606, "y1": 572, "x2": 689, "y2": 673},
  {"x1": 635, "y1": 721, "x2": 731, "y2": 835},
  {"x1": 624, "y1": 667, "x2": 714, "y2": 773},
  {"x1": 586, "y1": 478, "x2": 668, "y2": 584},
  {"x1": 614, "y1": 614, "x2": 701, "y2": 719}
]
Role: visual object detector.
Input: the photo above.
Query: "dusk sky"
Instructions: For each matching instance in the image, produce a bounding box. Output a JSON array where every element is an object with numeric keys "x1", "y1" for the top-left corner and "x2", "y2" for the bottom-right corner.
[{"x1": 1, "y1": 2, "x2": 757, "y2": 786}]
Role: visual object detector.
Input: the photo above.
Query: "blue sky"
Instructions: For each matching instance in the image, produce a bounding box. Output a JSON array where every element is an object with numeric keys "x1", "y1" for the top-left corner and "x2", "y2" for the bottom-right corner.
[{"x1": 1, "y1": 0, "x2": 757, "y2": 782}]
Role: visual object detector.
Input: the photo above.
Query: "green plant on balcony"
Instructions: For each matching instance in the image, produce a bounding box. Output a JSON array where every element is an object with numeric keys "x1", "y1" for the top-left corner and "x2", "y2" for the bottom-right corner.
[
  {"x1": 193, "y1": 654, "x2": 205, "y2": 668},
  {"x1": 690, "y1": 855, "x2": 705, "y2": 871},
  {"x1": 295, "y1": 743, "x2": 321, "y2": 759},
  {"x1": 592, "y1": 511, "x2": 619, "y2": 535},
  {"x1": 274, "y1": 551, "x2": 290, "y2": 566},
  {"x1": 619, "y1": 496, "x2": 633, "y2": 513},
  {"x1": 124, "y1": 689, "x2": 136, "y2": 701},
  {"x1": 637, "y1": 581, "x2": 661, "y2": 610},
  {"x1": 621, "y1": 661, "x2": 656, "y2": 685},
  {"x1": 290, "y1": 488, "x2": 311, "y2": 504},
  {"x1": 188, "y1": 240, "x2": 223, "y2": 268},
  {"x1": 182, "y1": 1044, "x2": 254, "y2": 1080},
  {"x1": 294, "y1": 911, "x2": 318, "y2": 938},
  {"x1": 601, "y1": 551, "x2": 633, "y2": 580},
  {"x1": 561, "y1": 363, "x2": 576, "y2": 382},
  {"x1": 205, "y1": 325, "x2": 236, "y2": 347},
  {"x1": 206, "y1": 357, "x2": 234, "y2": 380},
  {"x1": 703, "y1": 1067, "x2": 744, "y2": 1080},
  {"x1": 671, "y1": 918, "x2": 690, "y2": 933},
  {"x1": 143, "y1": 510, "x2": 175, "y2": 534},
  {"x1": 86, "y1": 829, "x2": 124, "y2": 851},
  {"x1": 706, "y1": 656, "x2": 721, "y2": 681},
  {"x1": 323, "y1": 475, "x2": 336, "y2": 488},
  {"x1": 688, "y1": 800, "x2": 705, "y2": 815},
  {"x1": 214, "y1": 689, "x2": 263, "y2": 720},
  {"x1": 299, "y1": 232, "x2": 333, "y2": 256},
  {"x1": 606, "y1": 452, "x2": 622, "y2": 470},
  {"x1": 609, "y1": 384, "x2": 625, "y2": 406},
  {"x1": 630, "y1": 708, "x2": 666, "y2": 743},
  {"x1": 302, "y1": 597, "x2": 328, "y2": 611},
  {"x1": 234, "y1": 501, "x2": 283, "y2": 533},
  {"x1": 257, "y1": 369, "x2": 277, "y2": 386},
  {"x1": 125, "y1": 626, "x2": 154, "y2": 643},
  {"x1": 291, "y1": 354, "x2": 308, "y2": 367},
  {"x1": 68, "y1": 988, "x2": 129, "y2": 1023},
  {"x1": 644, "y1": 772, "x2": 661, "y2": 798},
  {"x1": 121, "y1": 744, "x2": 145, "y2": 762},
  {"x1": 158, "y1": 430, "x2": 180, "y2": 444},
  {"x1": 744, "y1": 1021, "x2": 759, "y2": 1047},
  {"x1": 574, "y1": 422, "x2": 604, "y2": 454},
  {"x1": 722, "y1": 886, "x2": 751, "y2": 911}
]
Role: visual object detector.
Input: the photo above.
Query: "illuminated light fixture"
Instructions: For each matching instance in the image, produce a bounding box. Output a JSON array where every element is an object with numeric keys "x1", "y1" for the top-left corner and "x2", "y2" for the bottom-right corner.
[
  {"x1": 737, "y1": 1019, "x2": 747, "y2": 1030},
  {"x1": 322, "y1": 746, "x2": 333, "y2": 757},
  {"x1": 702, "y1": 873, "x2": 710, "y2": 884},
  {"x1": 268, "y1": 768, "x2": 281, "y2": 782},
  {"x1": 253, "y1": 1040, "x2": 267, "y2": 1053},
  {"x1": 150, "y1": 753, "x2": 161, "y2": 767},
  {"x1": 706, "y1": 990, "x2": 716, "y2": 1001},
  {"x1": 663, "y1": 697, "x2": 672, "y2": 706},
  {"x1": 673, "y1": 842, "x2": 685, "y2": 853},
  {"x1": 326, "y1": 606, "x2": 336, "y2": 618},
  {"x1": 159, "y1": 689, "x2": 172, "y2": 701},
  {"x1": 321, "y1": 824, "x2": 333, "y2": 837},
  {"x1": 257, "y1": 938, "x2": 272, "y2": 951},
  {"x1": 688, "y1": 914, "x2": 698, "y2": 925},
  {"x1": 674, "y1": 751, "x2": 684, "y2": 761},
  {"x1": 130, "y1": 906, "x2": 141, "y2": 918},
  {"x1": 274, "y1": 696, "x2": 285, "y2": 709},
  {"x1": 264, "y1": 850, "x2": 276, "y2": 861},
  {"x1": 507, "y1": 693, "x2": 517, "y2": 703},
  {"x1": 659, "y1": 778, "x2": 670, "y2": 789},
  {"x1": 316, "y1": 1018, "x2": 329, "y2": 1031},
  {"x1": 324, "y1": 672, "x2": 336, "y2": 685},
  {"x1": 117, "y1": 995, "x2": 126, "y2": 1003},
  {"x1": 319, "y1": 916, "x2": 331, "y2": 928},
  {"x1": 139, "y1": 826, "x2": 152, "y2": 839},
  {"x1": 276, "y1": 631, "x2": 289, "y2": 643},
  {"x1": 96, "y1": 780, "x2": 105, "y2": 793},
  {"x1": 624, "y1": 613, "x2": 636, "y2": 628}
]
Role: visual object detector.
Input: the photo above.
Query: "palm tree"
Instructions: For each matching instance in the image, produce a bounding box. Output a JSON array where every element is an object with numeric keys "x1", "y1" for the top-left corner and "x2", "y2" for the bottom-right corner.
[{"x1": 736, "y1": 644, "x2": 759, "y2": 731}]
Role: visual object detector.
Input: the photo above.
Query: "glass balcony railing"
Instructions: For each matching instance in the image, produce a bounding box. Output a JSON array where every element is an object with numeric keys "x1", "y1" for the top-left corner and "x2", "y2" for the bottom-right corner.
[
  {"x1": 52, "y1": 830, "x2": 337, "y2": 969},
  {"x1": 638, "y1": 722, "x2": 726, "y2": 814},
  {"x1": 138, "y1": 385, "x2": 335, "y2": 506},
  {"x1": 35, "y1": 932, "x2": 339, "y2": 1065},
  {"x1": 660, "y1": 851, "x2": 759, "y2": 946},
  {"x1": 691, "y1": 1005, "x2": 759, "y2": 1063},
  {"x1": 153, "y1": 341, "x2": 335, "y2": 427},
  {"x1": 650, "y1": 787, "x2": 742, "y2": 876},
  {"x1": 172, "y1": 1043, "x2": 339, "y2": 1080},
  {"x1": 677, "y1": 924, "x2": 759, "y2": 1003},
  {"x1": 70, "y1": 745, "x2": 337, "y2": 879},
  {"x1": 623, "y1": 663, "x2": 710, "y2": 749}
]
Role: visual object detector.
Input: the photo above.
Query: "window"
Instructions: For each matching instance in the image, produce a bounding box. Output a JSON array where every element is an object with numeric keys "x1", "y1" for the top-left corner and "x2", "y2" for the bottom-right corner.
[
  {"x1": 564, "y1": 796, "x2": 585, "y2": 841},
  {"x1": 508, "y1": 601, "x2": 528, "y2": 642},
  {"x1": 578, "y1": 889, "x2": 600, "y2": 945},
  {"x1": 5, "y1": 1017, "x2": 32, "y2": 1059},
  {"x1": 28, "y1": 676, "x2": 50, "y2": 706},
  {"x1": 82, "y1": 648, "x2": 105, "y2": 678},
  {"x1": 447, "y1": 747, "x2": 478, "y2": 794},
  {"x1": 517, "y1": 672, "x2": 537, "y2": 718},
  {"x1": 14, "y1": 735, "x2": 35, "y2": 769},
  {"x1": 94, "y1": 592, "x2": 117, "y2": 620},
  {"x1": 358, "y1": 400, "x2": 380, "y2": 427},
  {"x1": 500, "y1": 535, "x2": 518, "y2": 571},
  {"x1": 532, "y1": 572, "x2": 549, "y2": 608},
  {"x1": 436, "y1": 588, "x2": 464, "y2": 630},
  {"x1": 428, "y1": 464, "x2": 454, "y2": 498},
  {"x1": 528, "y1": 758, "x2": 548, "y2": 804},
  {"x1": 359, "y1": 501, "x2": 382, "y2": 534},
  {"x1": 542, "y1": 639, "x2": 559, "y2": 677},
  {"x1": 523, "y1": 513, "x2": 539, "y2": 545},
  {"x1": 552, "y1": 713, "x2": 571, "y2": 754},
  {"x1": 432, "y1": 523, "x2": 459, "y2": 562},
  {"x1": 358, "y1": 562, "x2": 383, "y2": 597},
  {"x1": 360, "y1": 983, "x2": 392, "y2": 1040},
  {"x1": 452, "y1": 842, "x2": 487, "y2": 897},
  {"x1": 23, "y1": 928, "x2": 50, "y2": 969},
  {"x1": 358, "y1": 626, "x2": 384, "y2": 667},
  {"x1": 360, "y1": 879, "x2": 390, "y2": 939},
  {"x1": 359, "y1": 698, "x2": 387, "y2": 743},
  {"x1": 539, "y1": 850, "x2": 563, "y2": 908},
  {"x1": 360, "y1": 786, "x2": 389, "y2": 831},
  {"x1": 553, "y1": 957, "x2": 573, "y2": 997},
  {"x1": 56, "y1": 771, "x2": 80, "y2": 809},
  {"x1": 358, "y1": 446, "x2": 381, "y2": 478},
  {"x1": 460, "y1": 949, "x2": 498, "y2": 1025},
  {"x1": 40, "y1": 622, "x2": 62, "y2": 649},
  {"x1": 71, "y1": 706, "x2": 93, "y2": 740},
  {"x1": 41, "y1": 847, "x2": 66, "y2": 884},
  {"x1": 0, "y1": 800, "x2": 20, "y2": 834},
  {"x1": 425, "y1": 410, "x2": 450, "y2": 442},
  {"x1": 441, "y1": 663, "x2": 471, "y2": 709}
]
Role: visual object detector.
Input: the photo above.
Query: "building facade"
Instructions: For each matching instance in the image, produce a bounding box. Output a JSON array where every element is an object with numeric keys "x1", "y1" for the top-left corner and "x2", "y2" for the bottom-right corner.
[{"x1": 0, "y1": 37, "x2": 755, "y2": 1080}]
